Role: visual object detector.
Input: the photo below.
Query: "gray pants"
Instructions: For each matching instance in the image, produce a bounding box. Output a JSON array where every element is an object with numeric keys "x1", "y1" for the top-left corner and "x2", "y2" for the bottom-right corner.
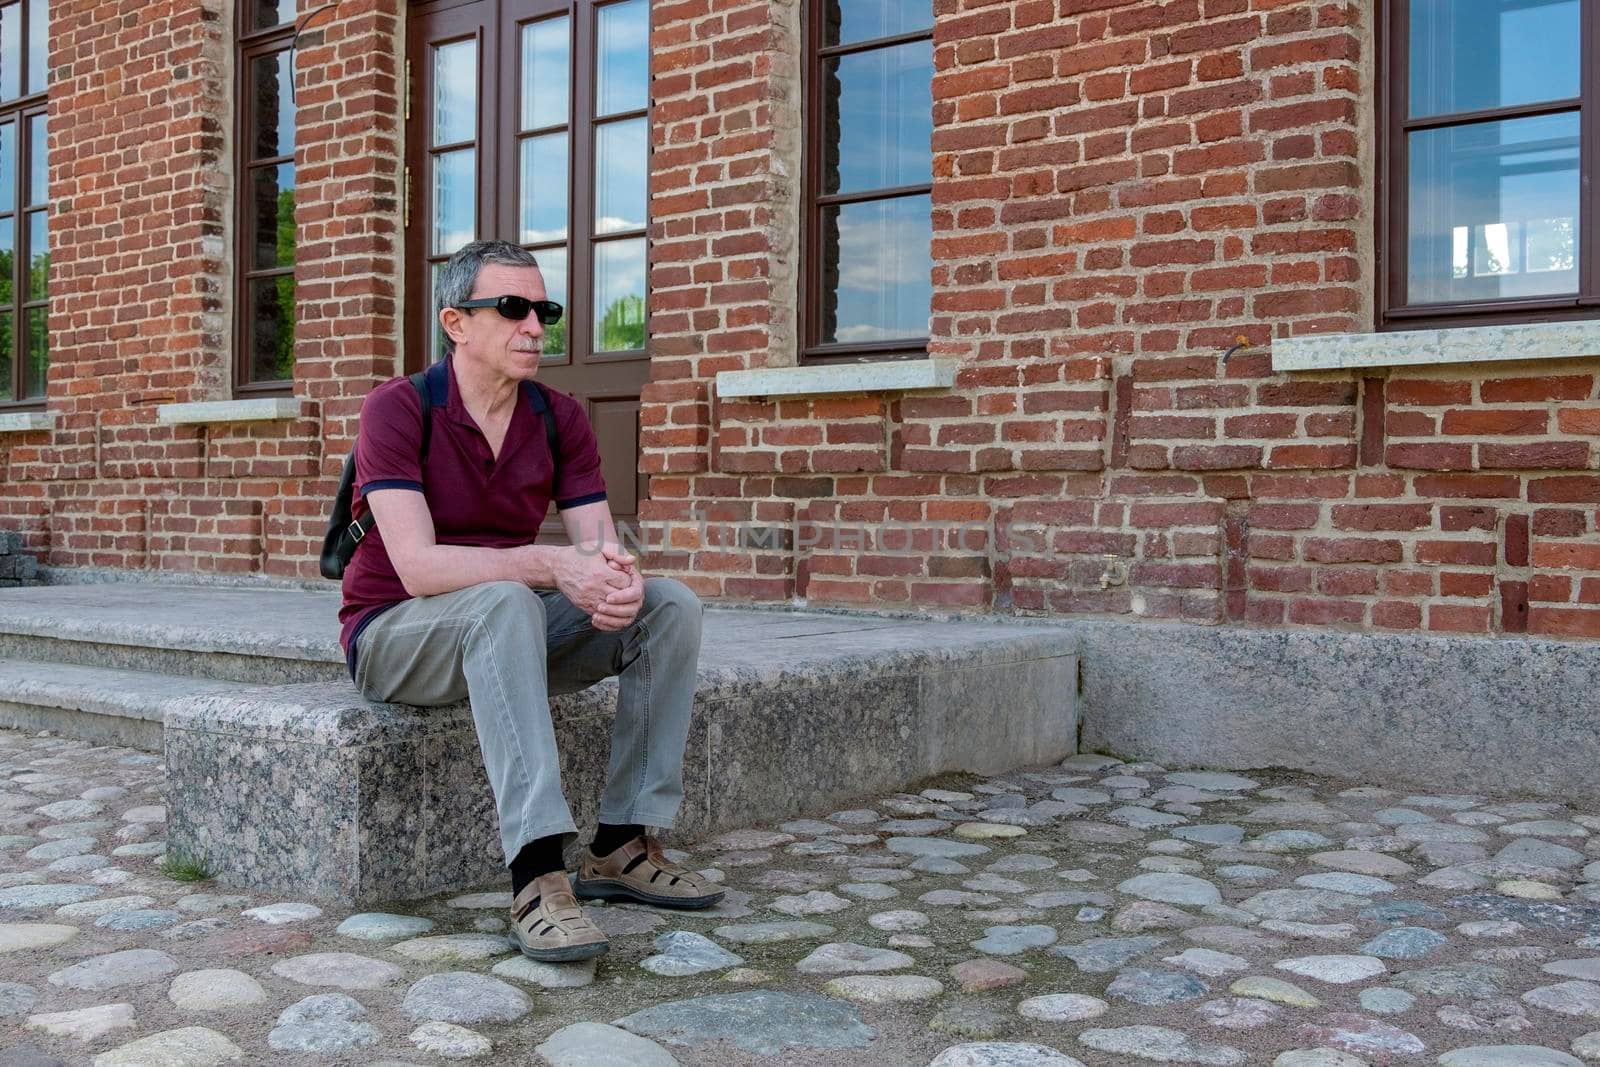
[{"x1": 353, "y1": 578, "x2": 703, "y2": 864}]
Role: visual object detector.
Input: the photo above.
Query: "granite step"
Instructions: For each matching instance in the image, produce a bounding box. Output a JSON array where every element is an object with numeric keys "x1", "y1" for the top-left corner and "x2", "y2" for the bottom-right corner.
[
  {"x1": 166, "y1": 613, "x2": 1081, "y2": 903},
  {"x1": 0, "y1": 583, "x2": 1082, "y2": 903},
  {"x1": 0, "y1": 657, "x2": 260, "y2": 751},
  {"x1": 0, "y1": 585, "x2": 347, "y2": 684}
]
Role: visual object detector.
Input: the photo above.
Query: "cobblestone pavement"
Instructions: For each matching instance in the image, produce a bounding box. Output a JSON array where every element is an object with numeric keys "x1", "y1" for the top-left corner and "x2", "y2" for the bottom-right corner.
[{"x1": 3, "y1": 729, "x2": 1600, "y2": 1066}]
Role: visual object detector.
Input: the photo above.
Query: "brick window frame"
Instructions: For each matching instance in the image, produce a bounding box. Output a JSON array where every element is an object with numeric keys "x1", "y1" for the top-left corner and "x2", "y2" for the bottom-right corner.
[
  {"x1": 799, "y1": 2, "x2": 933, "y2": 366},
  {"x1": 233, "y1": 7, "x2": 298, "y2": 395},
  {"x1": 1379, "y1": 0, "x2": 1600, "y2": 331},
  {"x1": 0, "y1": 0, "x2": 48, "y2": 410}
]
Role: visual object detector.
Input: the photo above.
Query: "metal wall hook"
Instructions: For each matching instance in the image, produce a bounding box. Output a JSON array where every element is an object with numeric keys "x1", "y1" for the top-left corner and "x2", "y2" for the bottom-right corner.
[{"x1": 286, "y1": 1, "x2": 340, "y2": 106}]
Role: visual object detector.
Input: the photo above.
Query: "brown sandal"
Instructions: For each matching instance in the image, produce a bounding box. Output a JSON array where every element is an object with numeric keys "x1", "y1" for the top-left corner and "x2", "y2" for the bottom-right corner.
[
  {"x1": 574, "y1": 835, "x2": 724, "y2": 909},
  {"x1": 506, "y1": 871, "x2": 609, "y2": 961}
]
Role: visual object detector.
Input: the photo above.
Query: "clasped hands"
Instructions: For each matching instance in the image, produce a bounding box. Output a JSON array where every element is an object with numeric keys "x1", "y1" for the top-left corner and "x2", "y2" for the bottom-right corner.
[{"x1": 554, "y1": 543, "x2": 644, "y2": 632}]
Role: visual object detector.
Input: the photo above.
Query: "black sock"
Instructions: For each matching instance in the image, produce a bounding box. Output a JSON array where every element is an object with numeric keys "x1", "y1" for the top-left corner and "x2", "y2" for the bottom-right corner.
[
  {"x1": 591, "y1": 822, "x2": 645, "y2": 857},
  {"x1": 509, "y1": 834, "x2": 567, "y2": 897}
]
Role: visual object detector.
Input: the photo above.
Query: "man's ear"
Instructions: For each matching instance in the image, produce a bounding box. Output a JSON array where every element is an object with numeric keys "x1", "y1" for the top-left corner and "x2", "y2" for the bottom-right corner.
[{"x1": 439, "y1": 306, "x2": 469, "y2": 349}]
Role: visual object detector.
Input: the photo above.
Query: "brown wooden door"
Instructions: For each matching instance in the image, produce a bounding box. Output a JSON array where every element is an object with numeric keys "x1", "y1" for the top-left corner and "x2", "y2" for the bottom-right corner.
[{"x1": 406, "y1": 0, "x2": 650, "y2": 535}]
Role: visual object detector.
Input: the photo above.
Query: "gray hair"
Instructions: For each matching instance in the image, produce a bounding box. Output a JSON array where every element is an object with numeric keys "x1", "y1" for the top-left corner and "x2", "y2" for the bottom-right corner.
[{"x1": 435, "y1": 240, "x2": 541, "y2": 356}]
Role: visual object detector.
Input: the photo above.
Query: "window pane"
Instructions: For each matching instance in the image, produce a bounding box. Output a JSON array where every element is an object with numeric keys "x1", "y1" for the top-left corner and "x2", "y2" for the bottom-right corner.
[
  {"x1": 824, "y1": 40, "x2": 933, "y2": 195},
  {"x1": 520, "y1": 16, "x2": 568, "y2": 131},
  {"x1": 1407, "y1": 113, "x2": 1579, "y2": 304},
  {"x1": 0, "y1": 5, "x2": 19, "y2": 101},
  {"x1": 593, "y1": 237, "x2": 644, "y2": 351},
  {"x1": 820, "y1": 195, "x2": 931, "y2": 344},
  {"x1": 824, "y1": 0, "x2": 932, "y2": 47},
  {"x1": 250, "y1": 51, "x2": 294, "y2": 160},
  {"x1": 0, "y1": 217, "x2": 11, "y2": 305},
  {"x1": 22, "y1": 304, "x2": 41, "y2": 397},
  {"x1": 26, "y1": 112, "x2": 42, "y2": 205},
  {"x1": 249, "y1": 163, "x2": 294, "y2": 271},
  {"x1": 251, "y1": 0, "x2": 295, "y2": 32},
  {"x1": 1409, "y1": 0, "x2": 1579, "y2": 118},
  {"x1": 432, "y1": 147, "x2": 475, "y2": 256},
  {"x1": 519, "y1": 131, "x2": 567, "y2": 243},
  {"x1": 248, "y1": 275, "x2": 295, "y2": 382},
  {"x1": 25, "y1": 0, "x2": 43, "y2": 95},
  {"x1": 26, "y1": 208, "x2": 43, "y2": 299},
  {"x1": 0, "y1": 312, "x2": 10, "y2": 400},
  {"x1": 0, "y1": 122, "x2": 12, "y2": 214},
  {"x1": 596, "y1": 0, "x2": 647, "y2": 116},
  {"x1": 533, "y1": 246, "x2": 566, "y2": 359},
  {"x1": 594, "y1": 117, "x2": 645, "y2": 234},
  {"x1": 433, "y1": 39, "x2": 477, "y2": 145}
]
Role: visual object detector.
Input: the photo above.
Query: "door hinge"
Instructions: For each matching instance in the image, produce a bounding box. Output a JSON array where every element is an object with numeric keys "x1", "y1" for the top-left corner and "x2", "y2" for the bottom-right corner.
[
  {"x1": 403, "y1": 165, "x2": 413, "y2": 228},
  {"x1": 404, "y1": 59, "x2": 413, "y2": 123}
]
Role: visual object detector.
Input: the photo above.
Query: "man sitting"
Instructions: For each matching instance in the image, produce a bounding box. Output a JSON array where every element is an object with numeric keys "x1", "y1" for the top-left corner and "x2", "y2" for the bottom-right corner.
[{"x1": 338, "y1": 239, "x2": 719, "y2": 961}]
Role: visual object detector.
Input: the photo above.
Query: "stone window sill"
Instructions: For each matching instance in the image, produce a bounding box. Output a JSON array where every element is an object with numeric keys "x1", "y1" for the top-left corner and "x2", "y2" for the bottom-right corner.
[
  {"x1": 1272, "y1": 320, "x2": 1600, "y2": 372},
  {"x1": 157, "y1": 398, "x2": 305, "y2": 426},
  {"x1": 0, "y1": 411, "x2": 53, "y2": 433},
  {"x1": 716, "y1": 360, "x2": 959, "y2": 399}
]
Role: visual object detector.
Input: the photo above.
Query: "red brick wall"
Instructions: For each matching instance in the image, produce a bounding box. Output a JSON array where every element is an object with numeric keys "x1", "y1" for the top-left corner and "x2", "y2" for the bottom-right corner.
[
  {"x1": 3, "y1": 0, "x2": 1597, "y2": 641},
  {"x1": 643, "y1": 0, "x2": 1600, "y2": 639},
  {"x1": 0, "y1": 0, "x2": 401, "y2": 578}
]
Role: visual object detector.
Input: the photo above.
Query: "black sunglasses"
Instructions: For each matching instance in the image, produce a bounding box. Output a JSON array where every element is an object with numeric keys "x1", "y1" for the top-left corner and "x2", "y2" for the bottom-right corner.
[{"x1": 453, "y1": 295, "x2": 564, "y2": 325}]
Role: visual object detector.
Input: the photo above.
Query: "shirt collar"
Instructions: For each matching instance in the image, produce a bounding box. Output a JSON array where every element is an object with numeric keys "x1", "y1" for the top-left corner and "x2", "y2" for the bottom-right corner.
[{"x1": 437, "y1": 356, "x2": 541, "y2": 460}]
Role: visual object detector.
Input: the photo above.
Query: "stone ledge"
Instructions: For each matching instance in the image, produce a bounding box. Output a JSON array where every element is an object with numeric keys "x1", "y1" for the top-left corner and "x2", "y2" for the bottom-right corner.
[
  {"x1": 716, "y1": 360, "x2": 960, "y2": 399},
  {"x1": 142, "y1": 603, "x2": 1080, "y2": 904},
  {"x1": 1272, "y1": 320, "x2": 1600, "y2": 372},
  {"x1": 0, "y1": 411, "x2": 54, "y2": 433},
  {"x1": 0, "y1": 583, "x2": 1080, "y2": 903},
  {"x1": 164, "y1": 634, "x2": 1079, "y2": 903},
  {"x1": 0, "y1": 585, "x2": 344, "y2": 684},
  {"x1": 1076, "y1": 619, "x2": 1600, "y2": 797},
  {"x1": 156, "y1": 397, "x2": 304, "y2": 425}
]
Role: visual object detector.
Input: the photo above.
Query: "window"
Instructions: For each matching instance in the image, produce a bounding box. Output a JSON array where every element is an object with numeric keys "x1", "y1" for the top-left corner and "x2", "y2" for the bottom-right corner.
[
  {"x1": 234, "y1": 0, "x2": 297, "y2": 392},
  {"x1": 803, "y1": 0, "x2": 934, "y2": 362},
  {"x1": 586, "y1": 0, "x2": 648, "y2": 354},
  {"x1": 1383, "y1": 0, "x2": 1598, "y2": 328},
  {"x1": 0, "y1": 0, "x2": 48, "y2": 407},
  {"x1": 415, "y1": 0, "x2": 649, "y2": 369},
  {"x1": 511, "y1": 0, "x2": 648, "y2": 361}
]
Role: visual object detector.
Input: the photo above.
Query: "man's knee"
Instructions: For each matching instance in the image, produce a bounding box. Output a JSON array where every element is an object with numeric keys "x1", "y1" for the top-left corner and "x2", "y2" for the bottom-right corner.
[
  {"x1": 466, "y1": 581, "x2": 545, "y2": 629},
  {"x1": 643, "y1": 577, "x2": 702, "y2": 629}
]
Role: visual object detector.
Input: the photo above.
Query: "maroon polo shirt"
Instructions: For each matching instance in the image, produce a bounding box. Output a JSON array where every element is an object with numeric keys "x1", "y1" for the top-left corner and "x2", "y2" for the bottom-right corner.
[{"x1": 338, "y1": 357, "x2": 608, "y2": 676}]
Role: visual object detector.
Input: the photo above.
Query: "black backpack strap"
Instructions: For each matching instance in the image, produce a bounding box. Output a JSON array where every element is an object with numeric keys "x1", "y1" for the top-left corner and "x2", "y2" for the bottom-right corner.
[
  {"x1": 531, "y1": 382, "x2": 561, "y2": 488},
  {"x1": 410, "y1": 370, "x2": 433, "y2": 462}
]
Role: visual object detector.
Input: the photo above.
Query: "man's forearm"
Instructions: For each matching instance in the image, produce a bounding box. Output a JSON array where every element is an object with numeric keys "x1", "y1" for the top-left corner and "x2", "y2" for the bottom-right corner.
[{"x1": 397, "y1": 542, "x2": 566, "y2": 598}]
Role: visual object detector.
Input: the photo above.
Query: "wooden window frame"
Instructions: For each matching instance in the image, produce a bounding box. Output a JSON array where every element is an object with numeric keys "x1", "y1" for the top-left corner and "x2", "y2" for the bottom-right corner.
[
  {"x1": 1379, "y1": 0, "x2": 1600, "y2": 331},
  {"x1": 233, "y1": 10, "x2": 297, "y2": 396},
  {"x1": 405, "y1": 0, "x2": 482, "y2": 374},
  {"x1": 500, "y1": 0, "x2": 651, "y2": 368},
  {"x1": 0, "y1": 0, "x2": 48, "y2": 411},
  {"x1": 572, "y1": 0, "x2": 648, "y2": 363},
  {"x1": 800, "y1": 2, "x2": 933, "y2": 365},
  {"x1": 502, "y1": 5, "x2": 574, "y2": 368},
  {"x1": 406, "y1": 0, "x2": 649, "y2": 374}
]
